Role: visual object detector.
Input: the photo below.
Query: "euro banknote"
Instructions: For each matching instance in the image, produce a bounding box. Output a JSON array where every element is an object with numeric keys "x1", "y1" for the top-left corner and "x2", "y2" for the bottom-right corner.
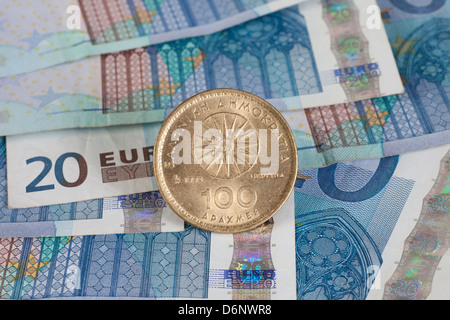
[
  {"x1": 0, "y1": 0, "x2": 307, "y2": 78},
  {"x1": 0, "y1": 191, "x2": 185, "y2": 237},
  {"x1": 283, "y1": 0, "x2": 450, "y2": 168},
  {"x1": 0, "y1": 146, "x2": 447, "y2": 300},
  {"x1": 368, "y1": 148, "x2": 450, "y2": 300},
  {"x1": 0, "y1": 0, "x2": 403, "y2": 136},
  {"x1": 0, "y1": 191, "x2": 295, "y2": 300},
  {"x1": 293, "y1": 144, "x2": 449, "y2": 300},
  {"x1": 0, "y1": 137, "x2": 184, "y2": 237},
  {"x1": 6, "y1": 80, "x2": 450, "y2": 208}
]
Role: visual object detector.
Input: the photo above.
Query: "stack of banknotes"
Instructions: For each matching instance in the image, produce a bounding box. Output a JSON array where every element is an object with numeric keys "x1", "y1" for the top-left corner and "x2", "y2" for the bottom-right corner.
[{"x1": 0, "y1": 0, "x2": 448, "y2": 300}]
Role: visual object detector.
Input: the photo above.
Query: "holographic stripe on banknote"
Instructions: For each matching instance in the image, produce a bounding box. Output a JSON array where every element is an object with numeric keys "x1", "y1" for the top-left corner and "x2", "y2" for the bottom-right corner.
[
  {"x1": 322, "y1": 0, "x2": 380, "y2": 102},
  {"x1": 383, "y1": 149, "x2": 449, "y2": 300},
  {"x1": 208, "y1": 220, "x2": 277, "y2": 299},
  {"x1": 294, "y1": 156, "x2": 415, "y2": 300}
]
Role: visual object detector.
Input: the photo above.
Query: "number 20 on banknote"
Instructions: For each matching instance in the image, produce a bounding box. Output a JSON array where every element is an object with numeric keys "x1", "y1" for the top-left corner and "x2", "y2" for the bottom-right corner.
[{"x1": 6, "y1": 125, "x2": 161, "y2": 208}]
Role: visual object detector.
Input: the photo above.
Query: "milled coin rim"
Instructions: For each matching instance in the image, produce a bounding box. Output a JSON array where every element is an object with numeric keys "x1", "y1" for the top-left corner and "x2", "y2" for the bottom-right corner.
[{"x1": 154, "y1": 88, "x2": 298, "y2": 233}]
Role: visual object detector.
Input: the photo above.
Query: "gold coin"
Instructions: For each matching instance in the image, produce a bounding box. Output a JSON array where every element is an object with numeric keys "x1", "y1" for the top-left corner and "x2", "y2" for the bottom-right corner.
[{"x1": 154, "y1": 89, "x2": 297, "y2": 233}]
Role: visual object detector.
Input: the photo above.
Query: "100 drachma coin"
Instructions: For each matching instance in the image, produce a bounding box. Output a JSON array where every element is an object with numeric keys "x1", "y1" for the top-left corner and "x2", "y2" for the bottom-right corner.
[{"x1": 154, "y1": 89, "x2": 298, "y2": 233}]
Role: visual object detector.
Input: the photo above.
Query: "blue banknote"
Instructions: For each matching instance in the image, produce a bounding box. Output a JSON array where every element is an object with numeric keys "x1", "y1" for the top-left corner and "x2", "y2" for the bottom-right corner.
[
  {"x1": 288, "y1": 0, "x2": 450, "y2": 169},
  {"x1": 0, "y1": 5, "x2": 321, "y2": 136},
  {"x1": 377, "y1": 0, "x2": 450, "y2": 155},
  {"x1": 0, "y1": 0, "x2": 305, "y2": 78},
  {"x1": 294, "y1": 144, "x2": 448, "y2": 300},
  {"x1": 1, "y1": 145, "x2": 447, "y2": 300},
  {"x1": 0, "y1": 137, "x2": 184, "y2": 236},
  {"x1": 294, "y1": 156, "x2": 413, "y2": 300}
]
